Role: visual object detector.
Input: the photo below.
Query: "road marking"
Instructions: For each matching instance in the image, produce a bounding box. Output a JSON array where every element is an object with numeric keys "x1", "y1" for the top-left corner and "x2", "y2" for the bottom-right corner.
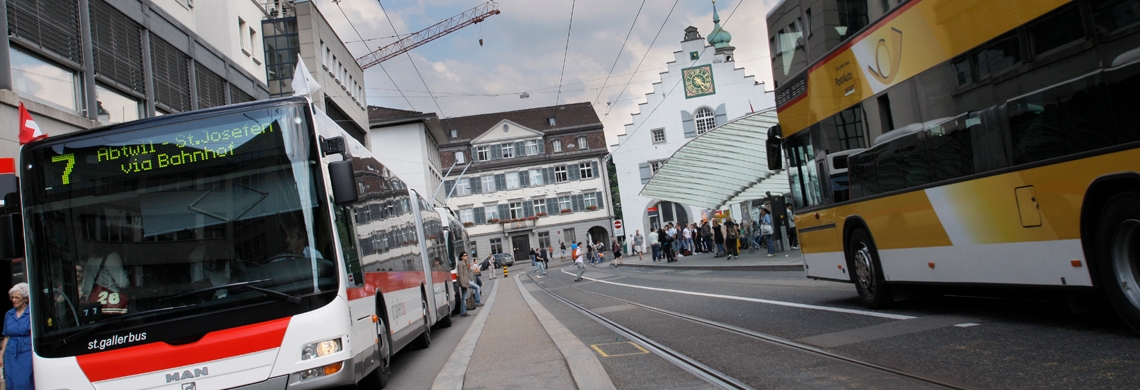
[
  {"x1": 954, "y1": 323, "x2": 980, "y2": 328},
  {"x1": 560, "y1": 269, "x2": 915, "y2": 320},
  {"x1": 591, "y1": 304, "x2": 637, "y2": 314},
  {"x1": 590, "y1": 341, "x2": 651, "y2": 357}
]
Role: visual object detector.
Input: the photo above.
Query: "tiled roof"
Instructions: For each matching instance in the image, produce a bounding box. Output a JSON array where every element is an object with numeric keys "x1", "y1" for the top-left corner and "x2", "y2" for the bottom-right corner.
[
  {"x1": 368, "y1": 106, "x2": 424, "y2": 121},
  {"x1": 440, "y1": 102, "x2": 601, "y2": 140}
]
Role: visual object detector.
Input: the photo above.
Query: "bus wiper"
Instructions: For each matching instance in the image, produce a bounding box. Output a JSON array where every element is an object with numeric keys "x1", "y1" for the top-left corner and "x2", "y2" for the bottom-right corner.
[
  {"x1": 161, "y1": 279, "x2": 302, "y2": 304},
  {"x1": 57, "y1": 304, "x2": 193, "y2": 347}
]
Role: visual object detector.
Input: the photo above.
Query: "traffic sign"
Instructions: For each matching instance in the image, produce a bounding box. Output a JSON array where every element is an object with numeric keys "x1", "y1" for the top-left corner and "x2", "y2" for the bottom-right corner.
[{"x1": 614, "y1": 220, "x2": 623, "y2": 230}]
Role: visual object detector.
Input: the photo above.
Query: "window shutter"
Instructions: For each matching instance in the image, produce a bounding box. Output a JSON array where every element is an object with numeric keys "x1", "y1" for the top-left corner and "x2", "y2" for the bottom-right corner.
[
  {"x1": 591, "y1": 161, "x2": 599, "y2": 179},
  {"x1": 596, "y1": 191, "x2": 604, "y2": 209},
  {"x1": 491, "y1": 144, "x2": 502, "y2": 159},
  {"x1": 568, "y1": 164, "x2": 581, "y2": 181},
  {"x1": 572, "y1": 195, "x2": 584, "y2": 212},
  {"x1": 538, "y1": 140, "x2": 545, "y2": 154},
  {"x1": 715, "y1": 103, "x2": 728, "y2": 126},
  {"x1": 471, "y1": 177, "x2": 481, "y2": 194},
  {"x1": 547, "y1": 198, "x2": 557, "y2": 212},
  {"x1": 520, "y1": 171, "x2": 529, "y2": 187},
  {"x1": 471, "y1": 146, "x2": 479, "y2": 160},
  {"x1": 498, "y1": 204, "x2": 509, "y2": 220},
  {"x1": 474, "y1": 207, "x2": 485, "y2": 224},
  {"x1": 543, "y1": 167, "x2": 553, "y2": 184},
  {"x1": 444, "y1": 180, "x2": 455, "y2": 197},
  {"x1": 639, "y1": 163, "x2": 651, "y2": 184},
  {"x1": 515, "y1": 141, "x2": 524, "y2": 156},
  {"x1": 495, "y1": 174, "x2": 506, "y2": 191},
  {"x1": 682, "y1": 110, "x2": 696, "y2": 138},
  {"x1": 524, "y1": 200, "x2": 534, "y2": 217}
]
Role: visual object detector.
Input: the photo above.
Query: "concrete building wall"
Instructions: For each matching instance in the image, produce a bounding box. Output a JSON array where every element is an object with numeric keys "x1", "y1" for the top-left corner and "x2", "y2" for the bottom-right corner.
[
  {"x1": 368, "y1": 121, "x2": 444, "y2": 206},
  {"x1": 611, "y1": 29, "x2": 775, "y2": 240},
  {"x1": 194, "y1": 0, "x2": 268, "y2": 83}
]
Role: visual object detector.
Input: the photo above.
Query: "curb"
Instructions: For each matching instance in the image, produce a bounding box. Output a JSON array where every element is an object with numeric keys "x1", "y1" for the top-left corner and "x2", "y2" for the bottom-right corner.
[
  {"x1": 515, "y1": 274, "x2": 617, "y2": 390},
  {"x1": 432, "y1": 279, "x2": 500, "y2": 390}
]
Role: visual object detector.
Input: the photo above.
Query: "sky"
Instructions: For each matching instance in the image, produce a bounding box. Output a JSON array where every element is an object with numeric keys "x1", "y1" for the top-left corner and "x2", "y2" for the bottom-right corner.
[{"x1": 314, "y1": 0, "x2": 779, "y2": 147}]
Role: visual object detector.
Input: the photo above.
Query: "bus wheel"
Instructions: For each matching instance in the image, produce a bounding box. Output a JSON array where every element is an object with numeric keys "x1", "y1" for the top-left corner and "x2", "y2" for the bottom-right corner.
[
  {"x1": 847, "y1": 228, "x2": 893, "y2": 309},
  {"x1": 362, "y1": 320, "x2": 391, "y2": 389},
  {"x1": 411, "y1": 293, "x2": 432, "y2": 349},
  {"x1": 438, "y1": 290, "x2": 453, "y2": 328},
  {"x1": 1096, "y1": 193, "x2": 1140, "y2": 334}
]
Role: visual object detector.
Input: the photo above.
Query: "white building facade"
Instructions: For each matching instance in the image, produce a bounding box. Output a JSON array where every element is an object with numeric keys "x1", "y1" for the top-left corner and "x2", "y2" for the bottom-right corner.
[
  {"x1": 368, "y1": 106, "x2": 446, "y2": 206},
  {"x1": 611, "y1": 18, "x2": 775, "y2": 239},
  {"x1": 438, "y1": 103, "x2": 615, "y2": 261}
]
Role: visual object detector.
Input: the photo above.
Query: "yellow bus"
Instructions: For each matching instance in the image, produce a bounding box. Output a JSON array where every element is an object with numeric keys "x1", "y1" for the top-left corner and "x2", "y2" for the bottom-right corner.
[{"x1": 765, "y1": 0, "x2": 1140, "y2": 333}]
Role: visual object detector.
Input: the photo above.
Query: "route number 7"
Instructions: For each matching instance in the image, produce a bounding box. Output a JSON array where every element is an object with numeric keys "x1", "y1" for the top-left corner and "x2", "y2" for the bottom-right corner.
[{"x1": 51, "y1": 153, "x2": 75, "y2": 185}]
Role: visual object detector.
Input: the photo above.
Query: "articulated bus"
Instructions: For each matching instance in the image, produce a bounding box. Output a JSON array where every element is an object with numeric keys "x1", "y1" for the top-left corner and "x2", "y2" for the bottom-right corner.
[
  {"x1": 437, "y1": 206, "x2": 472, "y2": 308},
  {"x1": 22, "y1": 96, "x2": 453, "y2": 389},
  {"x1": 767, "y1": 0, "x2": 1140, "y2": 333}
]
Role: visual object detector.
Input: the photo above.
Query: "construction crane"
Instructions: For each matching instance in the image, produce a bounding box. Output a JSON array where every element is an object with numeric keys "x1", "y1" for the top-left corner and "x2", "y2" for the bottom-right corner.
[{"x1": 356, "y1": 2, "x2": 500, "y2": 70}]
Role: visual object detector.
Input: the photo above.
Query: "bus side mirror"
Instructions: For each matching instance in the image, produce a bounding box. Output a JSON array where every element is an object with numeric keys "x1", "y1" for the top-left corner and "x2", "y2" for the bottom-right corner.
[
  {"x1": 766, "y1": 125, "x2": 783, "y2": 170},
  {"x1": 329, "y1": 160, "x2": 358, "y2": 205}
]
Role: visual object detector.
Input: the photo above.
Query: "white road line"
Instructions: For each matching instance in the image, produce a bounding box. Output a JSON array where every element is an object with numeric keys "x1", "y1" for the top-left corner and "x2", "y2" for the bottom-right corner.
[{"x1": 560, "y1": 269, "x2": 915, "y2": 320}]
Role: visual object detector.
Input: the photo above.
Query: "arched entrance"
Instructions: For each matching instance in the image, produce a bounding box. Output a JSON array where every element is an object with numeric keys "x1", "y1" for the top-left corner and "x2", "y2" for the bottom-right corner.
[
  {"x1": 587, "y1": 226, "x2": 609, "y2": 248},
  {"x1": 645, "y1": 201, "x2": 689, "y2": 232}
]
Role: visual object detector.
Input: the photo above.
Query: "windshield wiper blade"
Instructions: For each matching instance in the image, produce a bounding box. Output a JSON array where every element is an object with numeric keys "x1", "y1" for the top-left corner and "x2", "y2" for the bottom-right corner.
[
  {"x1": 160, "y1": 279, "x2": 302, "y2": 304},
  {"x1": 58, "y1": 305, "x2": 193, "y2": 347}
]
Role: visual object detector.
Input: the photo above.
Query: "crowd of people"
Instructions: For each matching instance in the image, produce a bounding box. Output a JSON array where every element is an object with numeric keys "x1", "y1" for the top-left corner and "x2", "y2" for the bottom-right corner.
[{"x1": 632, "y1": 205, "x2": 799, "y2": 262}]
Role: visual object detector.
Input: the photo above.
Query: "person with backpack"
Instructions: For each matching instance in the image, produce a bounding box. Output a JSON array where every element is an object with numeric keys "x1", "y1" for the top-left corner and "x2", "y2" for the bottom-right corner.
[
  {"x1": 712, "y1": 219, "x2": 725, "y2": 257},
  {"x1": 611, "y1": 238, "x2": 623, "y2": 266},
  {"x1": 722, "y1": 218, "x2": 740, "y2": 260},
  {"x1": 701, "y1": 219, "x2": 714, "y2": 254}
]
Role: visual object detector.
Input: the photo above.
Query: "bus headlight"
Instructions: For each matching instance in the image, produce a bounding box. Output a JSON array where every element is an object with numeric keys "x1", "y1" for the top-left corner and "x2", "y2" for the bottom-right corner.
[{"x1": 301, "y1": 338, "x2": 342, "y2": 360}]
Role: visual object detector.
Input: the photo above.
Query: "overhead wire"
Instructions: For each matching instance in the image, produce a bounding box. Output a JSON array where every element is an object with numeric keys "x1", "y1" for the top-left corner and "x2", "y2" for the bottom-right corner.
[
  {"x1": 332, "y1": 0, "x2": 416, "y2": 111},
  {"x1": 376, "y1": 0, "x2": 448, "y2": 117},
  {"x1": 593, "y1": 0, "x2": 646, "y2": 107},
  {"x1": 553, "y1": 0, "x2": 577, "y2": 111},
  {"x1": 611, "y1": 0, "x2": 747, "y2": 154},
  {"x1": 601, "y1": 0, "x2": 681, "y2": 123}
]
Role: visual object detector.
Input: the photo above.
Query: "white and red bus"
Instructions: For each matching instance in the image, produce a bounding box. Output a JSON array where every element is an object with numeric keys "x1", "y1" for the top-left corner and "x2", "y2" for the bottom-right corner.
[{"x1": 22, "y1": 96, "x2": 453, "y2": 389}]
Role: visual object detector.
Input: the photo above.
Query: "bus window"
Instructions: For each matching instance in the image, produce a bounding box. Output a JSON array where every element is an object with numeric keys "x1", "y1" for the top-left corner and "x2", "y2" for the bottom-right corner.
[{"x1": 786, "y1": 134, "x2": 823, "y2": 209}]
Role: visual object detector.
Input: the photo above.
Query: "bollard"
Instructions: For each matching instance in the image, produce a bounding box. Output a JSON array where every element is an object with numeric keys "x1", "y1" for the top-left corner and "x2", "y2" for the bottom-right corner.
[{"x1": 503, "y1": 266, "x2": 508, "y2": 278}]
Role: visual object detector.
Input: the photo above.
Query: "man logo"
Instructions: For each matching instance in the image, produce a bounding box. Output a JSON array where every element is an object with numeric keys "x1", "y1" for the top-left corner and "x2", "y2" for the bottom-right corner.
[
  {"x1": 868, "y1": 28, "x2": 903, "y2": 84},
  {"x1": 182, "y1": 383, "x2": 197, "y2": 390},
  {"x1": 166, "y1": 367, "x2": 209, "y2": 383}
]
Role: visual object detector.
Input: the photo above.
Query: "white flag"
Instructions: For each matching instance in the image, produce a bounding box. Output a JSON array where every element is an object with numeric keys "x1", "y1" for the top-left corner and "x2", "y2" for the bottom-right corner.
[{"x1": 291, "y1": 54, "x2": 321, "y2": 97}]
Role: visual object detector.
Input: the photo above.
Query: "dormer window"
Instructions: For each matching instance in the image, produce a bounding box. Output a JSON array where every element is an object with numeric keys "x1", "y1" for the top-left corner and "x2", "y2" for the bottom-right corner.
[
  {"x1": 450, "y1": 129, "x2": 458, "y2": 138},
  {"x1": 548, "y1": 118, "x2": 556, "y2": 126}
]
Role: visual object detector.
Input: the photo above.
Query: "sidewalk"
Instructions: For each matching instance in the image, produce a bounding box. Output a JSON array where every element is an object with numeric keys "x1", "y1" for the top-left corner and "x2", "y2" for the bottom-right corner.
[
  {"x1": 433, "y1": 269, "x2": 615, "y2": 390},
  {"x1": 613, "y1": 245, "x2": 805, "y2": 271}
]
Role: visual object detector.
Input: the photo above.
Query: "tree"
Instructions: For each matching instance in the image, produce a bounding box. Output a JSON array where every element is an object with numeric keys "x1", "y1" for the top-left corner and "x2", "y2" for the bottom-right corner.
[{"x1": 607, "y1": 158, "x2": 622, "y2": 220}]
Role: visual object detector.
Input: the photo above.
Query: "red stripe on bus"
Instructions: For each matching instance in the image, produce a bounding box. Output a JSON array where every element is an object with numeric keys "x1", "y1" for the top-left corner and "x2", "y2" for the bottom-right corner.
[
  {"x1": 76, "y1": 317, "x2": 290, "y2": 382},
  {"x1": 777, "y1": 92, "x2": 807, "y2": 112}
]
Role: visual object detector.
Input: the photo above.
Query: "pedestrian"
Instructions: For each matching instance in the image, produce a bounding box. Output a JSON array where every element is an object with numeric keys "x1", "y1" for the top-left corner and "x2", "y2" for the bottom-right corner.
[
  {"x1": 485, "y1": 254, "x2": 497, "y2": 279},
  {"x1": 560, "y1": 241, "x2": 567, "y2": 261},
  {"x1": 786, "y1": 204, "x2": 799, "y2": 249},
  {"x1": 469, "y1": 255, "x2": 484, "y2": 304},
  {"x1": 723, "y1": 218, "x2": 740, "y2": 260},
  {"x1": 611, "y1": 238, "x2": 623, "y2": 266},
  {"x1": 456, "y1": 252, "x2": 472, "y2": 317},
  {"x1": 532, "y1": 247, "x2": 548, "y2": 276},
  {"x1": 701, "y1": 219, "x2": 714, "y2": 254},
  {"x1": 542, "y1": 246, "x2": 551, "y2": 273},
  {"x1": 713, "y1": 218, "x2": 726, "y2": 257},
  {"x1": 761, "y1": 208, "x2": 776, "y2": 257},
  {"x1": 573, "y1": 243, "x2": 586, "y2": 281},
  {"x1": 649, "y1": 227, "x2": 661, "y2": 261},
  {"x1": 666, "y1": 223, "x2": 679, "y2": 261},
  {"x1": 586, "y1": 240, "x2": 596, "y2": 265},
  {"x1": 681, "y1": 224, "x2": 693, "y2": 254},
  {"x1": 529, "y1": 248, "x2": 537, "y2": 267},
  {"x1": 2, "y1": 283, "x2": 33, "y2": 390},
  {"x1": 633, "y1": 230, "x2": 645, "y2": 260}
]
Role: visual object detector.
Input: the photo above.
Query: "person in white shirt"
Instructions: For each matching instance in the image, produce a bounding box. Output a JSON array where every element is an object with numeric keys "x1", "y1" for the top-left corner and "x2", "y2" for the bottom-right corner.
[{"x1": 573, "y1": 243, "x2": 586, "y2": 282}]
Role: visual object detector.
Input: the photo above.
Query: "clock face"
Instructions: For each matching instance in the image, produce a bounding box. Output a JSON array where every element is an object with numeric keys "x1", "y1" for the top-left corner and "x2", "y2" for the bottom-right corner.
[{"x1": 683, "y1": 65, "x2": 715, "y2": 98}]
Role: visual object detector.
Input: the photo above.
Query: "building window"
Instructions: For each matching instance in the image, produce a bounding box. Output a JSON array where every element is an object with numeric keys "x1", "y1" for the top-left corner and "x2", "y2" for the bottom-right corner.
[
  {"x1": 554, "y1": 166, "x2": 569, "y2": 182},
  {"x1": 525, "y1": 140, "x2": 539, "y2": 155},
  {"x1": 530, "y1": 169, "x2": 544, "y2": 186},
  {"x1": 477, "y1": 146, "x2": 489, "y2": 161},
  {"x1": 577, "y1": 136, "x2": 588, "y2": 150},
  {"x1": 538, "y1": 232, "x2": 551, "y2": 248},
  {"x1": 501, "y1": 143, "x2": 514, "y2": 158},
  {"x1": 455, "y1": 151, "x2": 466, "y2": 164},
  {"x1": 490, "y1": 238, "x2": 503, "y2": 254},
  {"x1": 558, "y1": 196, "x2": 572, "y2": 213},
  {"x1": 239, "y1": 18, "x2": 248, "y2": 52},
  {"x1": 11, "y1": 47, "x2": 79, "y2": 111},
  {"x1": 455, "y1": 179, "x2": 471, "y2": 196},
  {"x1": 579, "y1": 162, "x2": 594, "y2": 179},
  {"x1": 249, "y1": 27, "x2": 257, "y2": 57},
  {"x1": 548, "y1": 118, "x2": 556, "y2": 126},
  {"x1": 584, "y1": 193, "x2": 598, "y2": 209},
  {"x1": 509, "y1": 202, "x2": 524, "y2": 219},
  {"x1": 482, "y1": 176, "x2": 496, "y2": 192},
  {"x1": 451, "y1": 129, "x2": 458, "y2": 138},
  {"x1": 650, "y1": 160, "x2": 663, "y2": 173},
  {"x1": 552, "y1": 140, "x2": 563, "y2": 153},
  {"x1": 651, "y1": 128, "x2": 666, "y2": 144},
  {"x1": 96, "y1": 85, "x2": 141, "y2": 124},
  {"x1": 459, "y1": 209, "x2": 474, "y2": 224},
  {"x1": 506, "y1": 173, "x2": 520, "y2": 189},
  {"x1": 564, "y1": 228, "x2": 577, "y2": 244},
  {"x1": 485, "y1": 205, "x2": 500, "y2": 221},
  {"x1": 695, "y1": 107, "x2": 716, "y2": 135},
  {"x1": 534, "y1": 200, "x2": 547, "y2": 215}
]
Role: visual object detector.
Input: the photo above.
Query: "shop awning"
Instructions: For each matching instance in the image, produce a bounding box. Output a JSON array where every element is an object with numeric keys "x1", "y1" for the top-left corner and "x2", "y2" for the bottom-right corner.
[{"x1": 639, "y1": 109, "x2": 787, "y2": 210}]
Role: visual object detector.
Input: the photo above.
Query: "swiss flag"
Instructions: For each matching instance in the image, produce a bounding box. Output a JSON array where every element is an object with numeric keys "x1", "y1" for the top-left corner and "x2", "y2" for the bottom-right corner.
[{"x1": 18, "y1": 102, "x2": 46, "y2": 145}]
